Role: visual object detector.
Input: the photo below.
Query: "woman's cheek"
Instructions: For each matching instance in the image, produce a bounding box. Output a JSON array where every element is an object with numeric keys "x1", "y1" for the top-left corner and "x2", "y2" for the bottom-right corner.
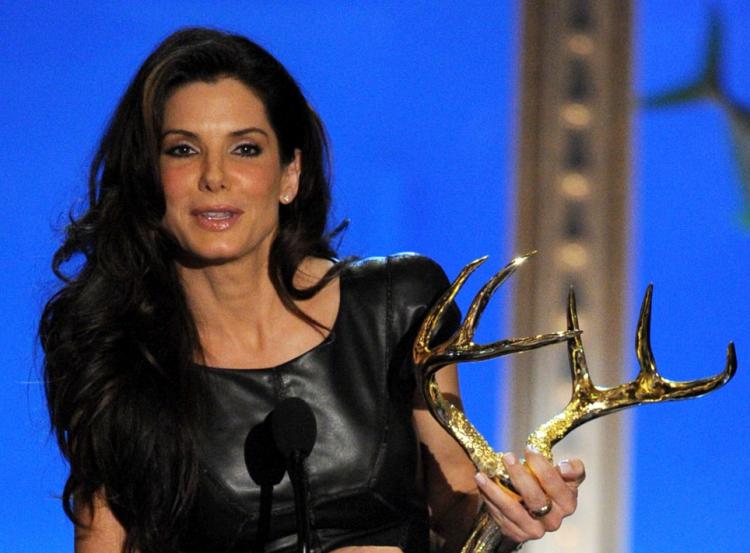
[{"x1": 160, "y1": 164, "x2": 194, "y2": 201}]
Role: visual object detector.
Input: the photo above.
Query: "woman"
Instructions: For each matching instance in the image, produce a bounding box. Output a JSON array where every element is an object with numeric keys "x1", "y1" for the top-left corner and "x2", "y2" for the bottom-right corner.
[{"x1": 41, "y1": 28, "x2": 584, "y2": 553}]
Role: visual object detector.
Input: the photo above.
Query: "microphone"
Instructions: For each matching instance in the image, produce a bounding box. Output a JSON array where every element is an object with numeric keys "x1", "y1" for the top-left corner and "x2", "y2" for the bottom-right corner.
[
  {"x1": 245, "y1": 411, "x2": 286, "y2": 553},
  {"x1": 271, "y1": 397, "x2": 317, "y2": 460},
  {"x1": 271, "y1": 397, "x2": 317, "y2": 553}
]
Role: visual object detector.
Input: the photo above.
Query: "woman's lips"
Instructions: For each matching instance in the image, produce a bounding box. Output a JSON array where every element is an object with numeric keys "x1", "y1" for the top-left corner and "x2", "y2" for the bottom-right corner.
[{"x1": 191, "y1": 206, "x2": 244, "y2": 231}]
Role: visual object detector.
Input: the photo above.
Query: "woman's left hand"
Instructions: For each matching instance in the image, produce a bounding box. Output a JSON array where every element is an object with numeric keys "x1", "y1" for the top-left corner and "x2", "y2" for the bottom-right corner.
[{"x1": 474, "y1": 449, "x2": 586, "y2": 547}]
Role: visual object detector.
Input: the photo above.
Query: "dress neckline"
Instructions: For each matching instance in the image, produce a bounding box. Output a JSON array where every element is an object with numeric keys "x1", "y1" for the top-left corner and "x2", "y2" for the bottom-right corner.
[{"x1": 194, "y1": 265, "x2": 348, "y2": 373}]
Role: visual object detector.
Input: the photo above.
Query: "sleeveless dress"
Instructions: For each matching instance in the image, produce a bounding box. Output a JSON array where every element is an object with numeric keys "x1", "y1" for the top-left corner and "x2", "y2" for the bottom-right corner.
[{"x1": 181, "y1": 254, "x2": 459, "y2": 553}]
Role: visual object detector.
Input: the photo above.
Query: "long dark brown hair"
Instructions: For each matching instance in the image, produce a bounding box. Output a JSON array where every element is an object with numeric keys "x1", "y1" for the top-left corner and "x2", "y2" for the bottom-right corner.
[{"x1": 40, "y1": 28, "x2": 344, "y2": 553}]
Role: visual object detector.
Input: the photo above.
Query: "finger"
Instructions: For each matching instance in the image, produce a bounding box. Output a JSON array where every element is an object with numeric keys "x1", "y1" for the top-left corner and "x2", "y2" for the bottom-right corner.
[
  {"x1": 557, "y1": 458, "x2": 586, "y2": 487},
  {"x1": 482, "y1": 457, "x2": 553, "y2": 536},
  {"x1": 525, "y1": 449, "x2": 577, "y2": 515},
  {"x1": 503, "y1": 452, "x2": 569, "y2": 532},
  {"x1": 502, "y1": 452, "x2": 551, "y2": 517},
  {"x1": 475, "y1": 474, "x2": 545, "y2": 542},
  {"x1": 479, "y1": 493, "x2": 531, "y2": 544}
]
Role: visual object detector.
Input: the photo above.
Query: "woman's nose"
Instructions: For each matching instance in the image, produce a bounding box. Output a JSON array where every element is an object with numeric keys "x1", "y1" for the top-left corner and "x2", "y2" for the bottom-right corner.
[{"x1": 199, "y1": 153, "x2": 227, "y2": 192}]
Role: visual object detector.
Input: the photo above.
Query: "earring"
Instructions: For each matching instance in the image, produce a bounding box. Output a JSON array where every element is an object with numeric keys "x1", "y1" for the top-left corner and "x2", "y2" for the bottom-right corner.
[{"x1": 281, "y1": 194, "x2": 291, "y2": 204}]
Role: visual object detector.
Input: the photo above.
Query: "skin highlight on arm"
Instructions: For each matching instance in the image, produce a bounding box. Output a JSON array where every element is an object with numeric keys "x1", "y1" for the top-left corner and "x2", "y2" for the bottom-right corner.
[{"x1": 74, "y1": 492, "x2": 129, "y2": 553}]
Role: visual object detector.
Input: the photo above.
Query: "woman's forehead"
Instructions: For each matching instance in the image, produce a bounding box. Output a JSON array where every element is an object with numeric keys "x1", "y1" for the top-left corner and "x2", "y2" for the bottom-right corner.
[{"x1": 162, "y1": 78, "x2": 271, "y2": 133}]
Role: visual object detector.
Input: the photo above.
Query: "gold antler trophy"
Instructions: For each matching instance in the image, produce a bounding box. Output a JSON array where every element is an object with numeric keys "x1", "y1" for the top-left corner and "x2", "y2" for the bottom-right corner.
[{"x1": 413, "y1": 253, "x2": 737, "y2": 553}]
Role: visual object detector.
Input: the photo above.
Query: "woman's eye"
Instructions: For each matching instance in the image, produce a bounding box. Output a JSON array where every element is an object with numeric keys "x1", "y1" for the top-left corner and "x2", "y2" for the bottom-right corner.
[
  {"x1": 164, "y1": 144, "x2": 197, "y2": 157},
  {"x1": 234, "y1": 143, "x2": 261, "y2": 157}
]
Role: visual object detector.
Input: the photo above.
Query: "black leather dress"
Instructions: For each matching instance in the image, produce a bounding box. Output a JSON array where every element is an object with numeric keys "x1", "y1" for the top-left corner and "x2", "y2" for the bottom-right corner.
[{"x1": 181, "y1": 254, "x2": 459, "y2": 553}]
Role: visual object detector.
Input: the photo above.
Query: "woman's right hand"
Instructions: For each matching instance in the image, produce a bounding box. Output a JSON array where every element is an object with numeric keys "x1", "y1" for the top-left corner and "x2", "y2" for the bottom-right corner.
[{"x1": 474, "y1": 449, "x2": 586, "y2": 547}]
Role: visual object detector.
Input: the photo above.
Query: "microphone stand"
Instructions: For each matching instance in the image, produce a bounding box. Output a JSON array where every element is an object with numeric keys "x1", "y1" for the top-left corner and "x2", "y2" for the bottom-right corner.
[
  {"x1": 271, "y1": 397, "x2": 317, "y2": 553},
  {"x1": 287, "y1": 449, "x2": 313, "y2": 553}
]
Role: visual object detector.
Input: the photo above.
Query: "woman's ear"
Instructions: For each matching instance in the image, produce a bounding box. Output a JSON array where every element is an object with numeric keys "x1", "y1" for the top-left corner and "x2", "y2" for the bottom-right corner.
[{"x1": 280, "y1": 149, "x2": 301, "y2": 205}]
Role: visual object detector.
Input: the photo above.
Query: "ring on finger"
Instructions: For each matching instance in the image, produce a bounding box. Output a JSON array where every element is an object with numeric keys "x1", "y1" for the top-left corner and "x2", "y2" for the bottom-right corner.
[{"x1": 527, "y1": 497, "x2": 553, "y2": 519}]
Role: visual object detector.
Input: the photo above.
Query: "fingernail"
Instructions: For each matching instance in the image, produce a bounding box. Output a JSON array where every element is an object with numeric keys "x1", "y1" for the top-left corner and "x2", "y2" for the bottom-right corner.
[
  {"x1": 526, "y1": 445, "x2": 541, "y2": 455},
  {"x1": 503, "y1": 452, "x2": 517, "y2": 466},
  {"x1": 558, "y1": 459, "x2": 574, "y2": 476},
  {"x1": 475, "y1": 472, "x2": 488, "y2": 486}
]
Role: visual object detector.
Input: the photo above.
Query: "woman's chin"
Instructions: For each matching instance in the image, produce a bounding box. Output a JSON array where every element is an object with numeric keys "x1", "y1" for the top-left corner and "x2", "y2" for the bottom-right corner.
[{"x1": 173, "y1": 247, "x2": 248, "y2": 269}]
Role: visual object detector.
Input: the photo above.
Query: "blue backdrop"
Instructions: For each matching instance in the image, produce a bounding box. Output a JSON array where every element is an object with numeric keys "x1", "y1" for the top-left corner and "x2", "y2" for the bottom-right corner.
[
  {"x1": 633, "y1": 1, "x2": 749, "y2": 551},
  {"x1": 1, "y1": 1, "x2": 747, "y2": 551}
]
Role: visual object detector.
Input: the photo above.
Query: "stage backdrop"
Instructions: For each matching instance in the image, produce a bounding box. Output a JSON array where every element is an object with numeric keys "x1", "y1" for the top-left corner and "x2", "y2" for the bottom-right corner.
[
  {"x1": 633, "y1": 1, "x2": 749, "y2": 551},
  {"x1": 0, "y1": 1, "x2": 747, "y2": 552}
]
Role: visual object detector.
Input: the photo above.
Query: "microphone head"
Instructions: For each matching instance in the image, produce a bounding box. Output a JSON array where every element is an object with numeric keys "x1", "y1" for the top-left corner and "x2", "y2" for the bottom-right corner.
[
  {"x1": 271, "y1": 397, "x2": 317, "y2": 459},
  {"x1": 244, "y1": 416, "x2": 286, "y2": 486}
]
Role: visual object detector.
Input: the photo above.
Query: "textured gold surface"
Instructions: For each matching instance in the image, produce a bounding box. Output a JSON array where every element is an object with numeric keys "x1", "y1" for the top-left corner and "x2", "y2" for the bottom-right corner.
[{"x1": 413, "y1": 254, "x2": 737, "y2": 553}]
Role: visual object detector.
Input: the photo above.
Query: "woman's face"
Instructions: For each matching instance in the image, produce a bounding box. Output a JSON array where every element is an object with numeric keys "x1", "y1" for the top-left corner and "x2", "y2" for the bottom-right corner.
[{"x1": 159, "y1": 77, "x2": 300, "y2": 266}]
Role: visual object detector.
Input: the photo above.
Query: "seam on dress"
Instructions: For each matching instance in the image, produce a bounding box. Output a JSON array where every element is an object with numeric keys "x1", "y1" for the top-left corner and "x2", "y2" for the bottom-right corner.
[
  {"x1": 367, "y1": 256, "x2": 393, "y2": 489},
  {"x1": 198, "y1": 462, "x2": 261, "y2": 521},
  {"x1": 272, "y1": 367, "x2": 286, "y2": 401}
]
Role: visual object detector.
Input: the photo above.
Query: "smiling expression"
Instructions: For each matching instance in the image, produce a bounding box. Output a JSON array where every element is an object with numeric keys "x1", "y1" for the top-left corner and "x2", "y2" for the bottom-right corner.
[{"x1": 159, "y1": 78, "x2": 300, "y2": 266}]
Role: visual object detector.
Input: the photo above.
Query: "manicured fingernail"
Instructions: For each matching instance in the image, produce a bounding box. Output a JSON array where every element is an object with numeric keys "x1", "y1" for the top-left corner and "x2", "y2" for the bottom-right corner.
[
  {"x1": 558, "y1": 459, "x2": 574, "y2": 475},
  {"x1": 526, "y1": 445, "x2": 541, "y2": 455},
  {"x1": 475, "y1": 472, "x2": 488, "y2": 486},
  {"x1": 503, "y1": 452, "x2": 517, "y2": 466}
]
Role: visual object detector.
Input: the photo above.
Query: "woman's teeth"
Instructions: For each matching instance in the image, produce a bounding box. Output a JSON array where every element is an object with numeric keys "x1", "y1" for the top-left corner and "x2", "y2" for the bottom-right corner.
[{"x1": 202, "y1": 212, "x2": 233, "y2": 219}]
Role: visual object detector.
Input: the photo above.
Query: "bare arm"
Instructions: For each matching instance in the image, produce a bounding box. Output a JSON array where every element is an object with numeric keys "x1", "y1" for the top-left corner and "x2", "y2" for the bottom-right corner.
[
  {"x1": 74, "y1": 492, "x2": 128, "y2": 553},
  {"x1": 413, "y1": 364, "x2": 482, "y2": 552}
]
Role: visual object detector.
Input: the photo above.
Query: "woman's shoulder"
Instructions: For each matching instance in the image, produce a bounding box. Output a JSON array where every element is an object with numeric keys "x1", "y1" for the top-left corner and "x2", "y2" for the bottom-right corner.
[
  {"x1": 344, "y1": 252, "x2": 452, "y2": 307},
  {"x1": 346, "y1": 252, "x2": 447, "y2": 284},
  {"x1": 342, "y1": 253, "x2": 459, "y2": 359}
]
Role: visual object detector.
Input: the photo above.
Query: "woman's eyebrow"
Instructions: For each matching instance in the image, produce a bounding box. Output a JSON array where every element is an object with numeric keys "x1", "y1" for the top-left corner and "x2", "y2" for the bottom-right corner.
[
  {"x1": 161, "y1": 129, "x2": 198, "y2": 139},
  {"x1": 160, "y1": 127, "x2": 269, "y2": 139},
  {"x1": 230, "y1": 127, "x2": 269, "y2": 138},
  {"x1": 160, "y1": 127, "x2": 270, "y2": 139}
]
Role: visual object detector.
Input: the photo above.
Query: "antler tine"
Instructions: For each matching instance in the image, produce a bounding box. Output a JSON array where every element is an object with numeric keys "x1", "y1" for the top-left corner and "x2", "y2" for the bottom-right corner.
[
  {"x1": 529, "y1": 284, "x2": 738, "y2": 458},
  {"x1": 638, "y1": 342, "x2": 737, "y2": 401},
  {"x1": 417, "y1": 253, "x2": 578, "y2": 370},
  {"x1": 633, "y1": 285, "x2": 737, "y2": 400},
  {"x1": 635, "y1": 284, "x2": 659, "y2": 378},
  {"x1": 414, "y1": 255, "x2": 488, "y2": 353},
  {"x1": 525, "y1": 288, "x2": 594, "y2": 458},
  {"x1": 442, "y1": 252, "x2": 576, "y2": 363},
  {"x1": 456, "y1": 252, "x2": 536, "y2": 344},
  {"x1": 566, "y1": 286, "x2": 595, "y2": 396},
  {"x1": 726, "y1": 342, "x2": 738, "y2": 381},
  {"x1": 566, "y1": 285, "x2": 582, "y2": 341}
]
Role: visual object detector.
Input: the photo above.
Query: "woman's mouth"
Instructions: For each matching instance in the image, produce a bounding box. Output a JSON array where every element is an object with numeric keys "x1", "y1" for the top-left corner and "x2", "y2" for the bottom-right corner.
[
  {"x1": 192, "y1": 207, "x2": 243, "y2": 231},
  {"x1": 202, "y1": 211, "x2": 234, "y2": 220}
]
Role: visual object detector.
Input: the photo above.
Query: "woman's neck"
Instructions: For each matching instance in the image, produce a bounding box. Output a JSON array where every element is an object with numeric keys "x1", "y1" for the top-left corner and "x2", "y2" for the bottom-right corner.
[
  {"x1": 176, "y1": 249, "x2": 281, "y2": 357},
  {"x1": 176, "y1": 253, "x2": 338, "y2": 369}
]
